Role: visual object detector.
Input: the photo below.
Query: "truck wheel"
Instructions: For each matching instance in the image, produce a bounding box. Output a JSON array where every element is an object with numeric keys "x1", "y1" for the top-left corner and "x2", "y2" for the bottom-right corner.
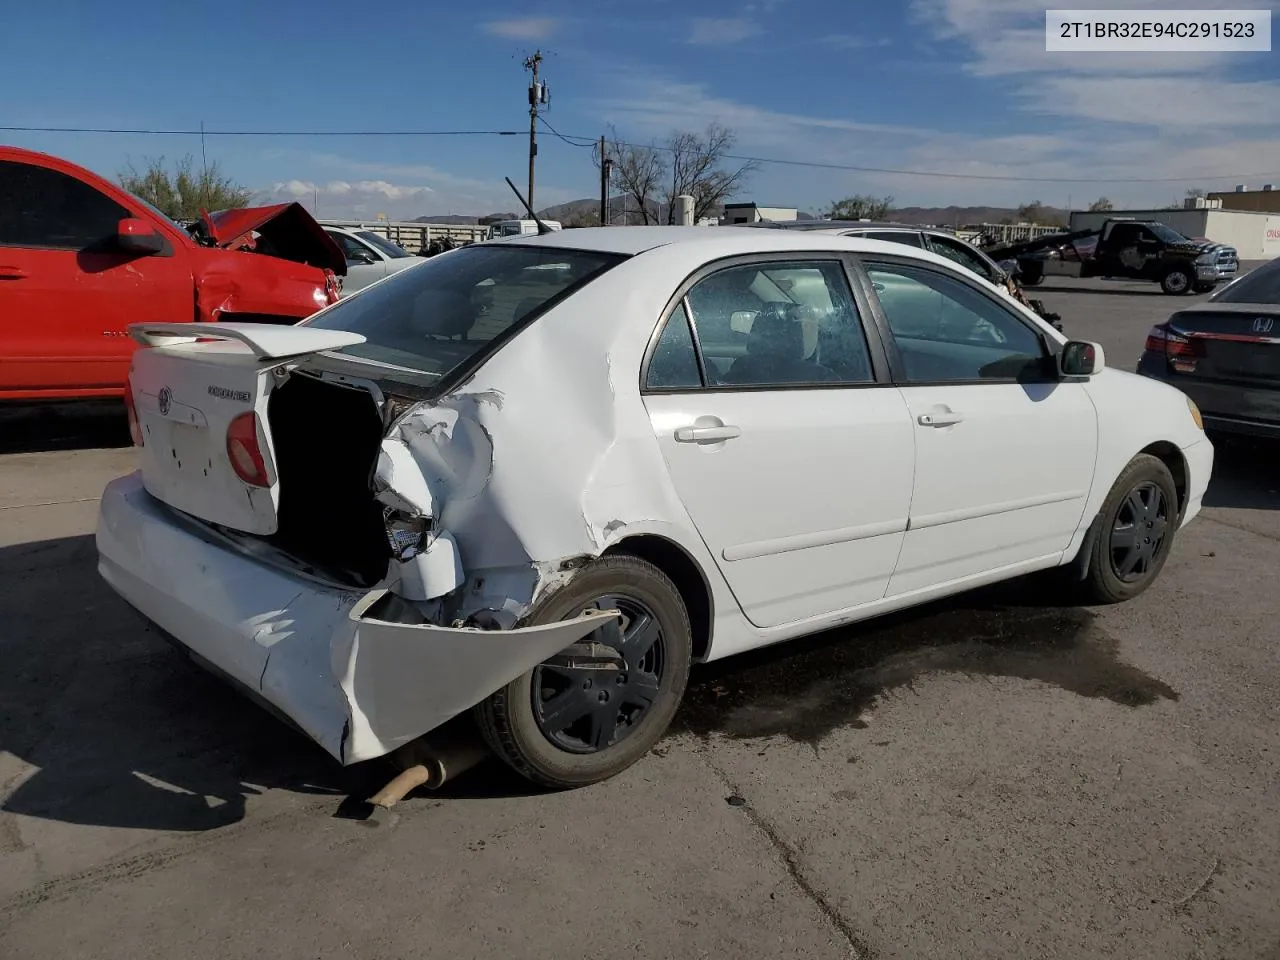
[
  {"x1": 474, "y1": 555, "x2": 693, "y2": 789},
  {"x1": 1161, "y1": 266, "x2": 1194, "y2": 295}
]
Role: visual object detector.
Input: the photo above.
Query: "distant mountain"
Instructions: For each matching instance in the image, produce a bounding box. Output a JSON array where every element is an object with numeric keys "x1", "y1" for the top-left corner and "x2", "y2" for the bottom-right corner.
[{"x1": 411, "y1": 214, "x2": 483, "y2": 225}]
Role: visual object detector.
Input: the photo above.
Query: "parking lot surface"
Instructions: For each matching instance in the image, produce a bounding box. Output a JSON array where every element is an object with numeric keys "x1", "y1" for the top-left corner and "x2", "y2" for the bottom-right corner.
[{"x1": 2, "y1": 275, "x2": 1278, "y2": 959}]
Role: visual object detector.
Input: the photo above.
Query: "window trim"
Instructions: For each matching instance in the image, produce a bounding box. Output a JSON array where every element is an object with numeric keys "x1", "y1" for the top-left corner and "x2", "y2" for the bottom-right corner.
[
  {"x1": 848, "y1": 252, "x2": 1063, "y2": 388},
  {"x1": 638, "y1": 251, "x2": 896, "y2": 396}
]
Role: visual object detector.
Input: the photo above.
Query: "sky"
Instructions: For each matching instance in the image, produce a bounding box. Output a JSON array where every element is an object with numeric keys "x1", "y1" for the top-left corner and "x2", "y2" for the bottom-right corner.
[{"x1": 1, "y1": 0, "x2": 1278, "y2": 219}]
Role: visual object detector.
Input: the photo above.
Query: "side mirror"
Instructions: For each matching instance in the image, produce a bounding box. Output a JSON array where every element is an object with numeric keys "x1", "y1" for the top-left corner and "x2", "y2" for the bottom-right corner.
[
  {"x1": 1058, "y1": 340, "x2": 1105, "y2": 377},
  {"x1": 117, "y1": 218, "x2": 164, "y2": 254},
  {"x1": 349, "y1": 250, "x2": 377, "y2": 265}
]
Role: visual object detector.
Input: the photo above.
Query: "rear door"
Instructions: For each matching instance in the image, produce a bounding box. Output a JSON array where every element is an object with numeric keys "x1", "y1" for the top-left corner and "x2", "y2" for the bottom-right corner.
[
  {"x1": 0, "y1": 159, "x2": 194, "y2": 396},
  {"x1": 855, "y1": 255, "x2": 1098, "y2": 596},
  {"x1": 642, "y1": 255, "x2": 916, "y2": 630}
]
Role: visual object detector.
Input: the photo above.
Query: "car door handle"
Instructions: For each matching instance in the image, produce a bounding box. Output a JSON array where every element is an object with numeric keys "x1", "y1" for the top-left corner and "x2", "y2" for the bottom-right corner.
[
  {"x1": 675, "y1": 424, "x2": 742, "y2": 443},
  {"x1": 918, "y1": 412, "x2": 964, "y2": 427},
  {"x1": 0, "y1": 266, "x2": 29, "y2": 279}
]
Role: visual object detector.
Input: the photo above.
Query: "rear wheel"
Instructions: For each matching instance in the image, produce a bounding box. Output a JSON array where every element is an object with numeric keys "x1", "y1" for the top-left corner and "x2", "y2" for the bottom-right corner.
[
  {"x1": 1079, "y1": 454, "x2": 1179, "y2": 604},
  {"x1": 1161, "y1": 266, "x2": 1194, "y2": 295},
  {"x1": 475, "y1": 555, "x2": 692, "y2": 789}
]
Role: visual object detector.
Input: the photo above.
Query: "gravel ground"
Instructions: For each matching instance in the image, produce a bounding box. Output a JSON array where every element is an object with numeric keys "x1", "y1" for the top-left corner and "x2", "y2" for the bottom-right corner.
[{"x1": 1, "y1": 272, "x2": 1277, "y2": 959}]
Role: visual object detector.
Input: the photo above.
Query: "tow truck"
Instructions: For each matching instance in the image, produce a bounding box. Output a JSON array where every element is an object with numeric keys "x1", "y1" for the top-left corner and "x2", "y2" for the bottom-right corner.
[{"x1": 986, "y1": 218, "x2": 1238, "y2": 295}]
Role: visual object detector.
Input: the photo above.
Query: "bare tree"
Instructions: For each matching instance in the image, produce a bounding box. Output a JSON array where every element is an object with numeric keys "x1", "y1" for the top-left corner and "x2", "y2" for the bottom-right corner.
[
  {"x1": 1088, "y1": 196, "x2": 1114, "y2": 212},
  {"x1": 661, "y1": 124, "x2": 758, "y2": 223},
  {"x1": 828, "y1": 194, "x2": 894, "y2": 220},
  {"x1": 595, "y1": 123, "x2": 756, "y2": 224},
  {"x1": 119, "y1": 155, "x2": 254, "y2": 220},
  {"x1": 594, "y1": 127, "x2": 664, "y2": 224}
]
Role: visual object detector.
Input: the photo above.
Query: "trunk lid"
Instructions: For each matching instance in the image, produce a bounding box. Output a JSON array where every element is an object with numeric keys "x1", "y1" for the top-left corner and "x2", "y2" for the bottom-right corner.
[
  {"x1": 1165, "y1": 303, "x2": 1280, "y2": 385},
  {"x1": 126, "y1": 322, "x2": 367, "y2": 535},
  {"x1": 202, "y1": 202, "x2": 347, "y2": 275}
]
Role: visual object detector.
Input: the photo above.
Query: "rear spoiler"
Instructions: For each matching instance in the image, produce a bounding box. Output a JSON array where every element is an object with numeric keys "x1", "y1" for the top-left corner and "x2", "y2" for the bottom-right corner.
[{"x1": 128, "y1": 322, "x2": 366, "y2": 360}]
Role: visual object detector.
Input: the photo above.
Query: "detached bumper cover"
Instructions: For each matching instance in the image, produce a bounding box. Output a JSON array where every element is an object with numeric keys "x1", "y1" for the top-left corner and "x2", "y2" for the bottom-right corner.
[{"x1": 96, "y1": 473, "x2": 615, "y2": 764}]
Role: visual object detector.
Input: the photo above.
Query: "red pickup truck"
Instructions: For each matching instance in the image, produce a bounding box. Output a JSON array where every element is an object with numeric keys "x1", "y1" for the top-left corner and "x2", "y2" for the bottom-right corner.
[{"x1": 0, "y1": 146, "x2": 345, "y2": 401}]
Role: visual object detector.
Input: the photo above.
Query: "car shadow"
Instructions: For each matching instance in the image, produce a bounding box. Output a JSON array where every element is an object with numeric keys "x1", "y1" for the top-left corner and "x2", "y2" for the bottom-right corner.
[
  {"x1": 1203, "y1": 434, "x2": 1280, "y2": 511},
  {"x1": 0, "y1": 402, "x2": 131, "y2": 454},
  {"x1": 0, "y1": 533, "x2": 553, "y2": 835}
]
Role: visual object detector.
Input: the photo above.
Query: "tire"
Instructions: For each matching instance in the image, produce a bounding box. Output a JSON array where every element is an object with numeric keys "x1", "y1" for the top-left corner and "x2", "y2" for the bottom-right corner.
[
  {"x1": 474, "y1": 555, "x2": 692, "y2": 789},
  {"x1": 1078, "y1": 454, "x2": 1179, "y2": 605},
  {"x1": 1160, "y1": 266, "x2": 1194, "y2": 295}
]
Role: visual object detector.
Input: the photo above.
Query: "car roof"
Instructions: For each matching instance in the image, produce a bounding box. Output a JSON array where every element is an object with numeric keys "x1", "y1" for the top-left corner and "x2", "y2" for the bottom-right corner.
[{"x1": 484, "y1": 225, "x2": 946, "y2": 258}]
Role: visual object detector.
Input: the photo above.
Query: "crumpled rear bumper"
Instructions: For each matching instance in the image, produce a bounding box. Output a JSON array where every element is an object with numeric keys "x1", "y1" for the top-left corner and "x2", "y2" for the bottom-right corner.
[{"x1": 96, "y1": 472, "x2": 615, "y2": 764}]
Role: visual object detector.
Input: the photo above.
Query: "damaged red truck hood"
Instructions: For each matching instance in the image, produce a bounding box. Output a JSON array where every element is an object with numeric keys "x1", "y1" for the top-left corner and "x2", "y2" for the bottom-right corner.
[{"x1": 202, "y1": 202, "x2": 347, "y2": 276}]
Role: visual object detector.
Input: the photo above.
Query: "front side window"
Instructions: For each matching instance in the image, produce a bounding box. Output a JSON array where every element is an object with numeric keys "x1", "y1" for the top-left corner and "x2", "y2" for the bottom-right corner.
[
  {"x1": 0, "y1": 160, "x2": 129, "y2": 249},
  {"x1": 683, "y1": 260, "x2": 874, "y2": 387},
  {"x1": 357, "y1": 230, "x2": 414, "y2": 259},
  {"x1": 865, "y1": 261, "x2": 1047, "y2": 382},
  {"x1": 302, "y1": 245, "x2": 624, "y2": 384}
]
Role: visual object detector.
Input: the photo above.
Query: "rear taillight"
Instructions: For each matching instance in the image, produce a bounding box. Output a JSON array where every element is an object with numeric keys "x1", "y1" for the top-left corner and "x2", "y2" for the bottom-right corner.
[
  {"x1": 1146, "y1": 324, "x2": 1202, "y2": 372},
  {"x1": 124, "y1": 373, "x2": 144, "y2": 447},
  {"x1": 226, "y1": 412, "x2": 270, "y2": 488}
]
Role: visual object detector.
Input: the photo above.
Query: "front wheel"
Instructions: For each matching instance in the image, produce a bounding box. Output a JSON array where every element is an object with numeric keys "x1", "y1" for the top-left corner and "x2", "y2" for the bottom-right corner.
[
  {"x1": 475, "y1": 555, "x2": 693, "y2": 789},
  {"x1": 1079, "y1": 454, "x2": 1179, "y2": 604},
  {"x1": 1161, "y1": 266, "x2": 1195, "y2": 295}
]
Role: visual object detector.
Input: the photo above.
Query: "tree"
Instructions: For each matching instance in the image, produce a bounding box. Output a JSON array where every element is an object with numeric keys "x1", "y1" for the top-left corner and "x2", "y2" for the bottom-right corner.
[
  {"x1": 1015, "y1": 200, "x2": 1066, "y2": 226},
  {"x1": 1088, "y1": 196, "x2": 1114, "y2": 212},
  {"x1": 827, "y1": 194, "x2": 894, "y2": 220},
  {"x1": 119, "y1": 155, "x2": 253, "y2": 220},
  {"x1": 595, "y1": 123, "x2": 756, "y2": 224}
]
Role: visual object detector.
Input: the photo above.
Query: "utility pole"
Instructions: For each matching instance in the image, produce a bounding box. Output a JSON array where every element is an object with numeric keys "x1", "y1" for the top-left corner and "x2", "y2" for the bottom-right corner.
[
  {"x1": 599, "y1": 134, "x2": 613, "y2": 226},
  {"x1": 524, "y1": 50, "x2": 546, "y2": 213}
]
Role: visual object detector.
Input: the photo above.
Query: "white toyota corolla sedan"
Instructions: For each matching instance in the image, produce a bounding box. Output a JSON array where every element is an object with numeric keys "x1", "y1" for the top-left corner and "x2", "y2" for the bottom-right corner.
[{"x1": 97, "y1": 226, "x2": 1213, "y2": 790}]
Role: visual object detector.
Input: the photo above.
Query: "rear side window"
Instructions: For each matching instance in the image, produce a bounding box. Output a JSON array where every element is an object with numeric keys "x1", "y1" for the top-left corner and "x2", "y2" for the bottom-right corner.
[
  {"x1": 303, "y1": 244, "x2": 624, "y2": 384},
  {"x1": 0, "y1": 160, "x2": 129, "y2": 249}
]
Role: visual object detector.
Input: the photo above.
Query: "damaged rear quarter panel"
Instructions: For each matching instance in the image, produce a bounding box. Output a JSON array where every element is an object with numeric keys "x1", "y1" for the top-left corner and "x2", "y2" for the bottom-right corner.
[{"x1": 379, "y1": 249, "x2": 736, "y2": 628}]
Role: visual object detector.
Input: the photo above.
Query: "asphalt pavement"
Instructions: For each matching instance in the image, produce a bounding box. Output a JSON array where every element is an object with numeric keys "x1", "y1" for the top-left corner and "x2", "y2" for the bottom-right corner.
[{"x1": 1, "y1": 275, "x2": 1278, "y2": 959}]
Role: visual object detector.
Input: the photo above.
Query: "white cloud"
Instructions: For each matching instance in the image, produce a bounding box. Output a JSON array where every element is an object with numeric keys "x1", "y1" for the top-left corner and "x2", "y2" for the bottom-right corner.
[
  {"x1": 481, "y1": 17, "x2": 557, "y2": 40},
  {"x1": 688, "y1": 17, "x2": 761, "y2": 45}
]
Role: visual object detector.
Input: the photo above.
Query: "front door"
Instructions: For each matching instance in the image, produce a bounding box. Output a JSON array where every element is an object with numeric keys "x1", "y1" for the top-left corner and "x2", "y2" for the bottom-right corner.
[
  {"x1": 857, "y1": 257, "x2": 1098, "y2": 596},
  {"x1": 0, "y1": 159, "x2": 193, "y2": 396},
  {"x1": 328, "y1": 231, "x2": 387, "y2": 295},
  {"x1": 642, "y1": 257, "x2": 916, "y2": 631}
]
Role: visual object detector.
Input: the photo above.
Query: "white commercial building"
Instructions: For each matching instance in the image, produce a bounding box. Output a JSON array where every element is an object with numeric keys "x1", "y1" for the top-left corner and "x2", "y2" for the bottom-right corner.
[
  {"x1": 1068, "y1": 204, "x2": 1280, "y2": 260},
  {"x1": 721, "y1": 203, "x2": 799, "y2": 224}
]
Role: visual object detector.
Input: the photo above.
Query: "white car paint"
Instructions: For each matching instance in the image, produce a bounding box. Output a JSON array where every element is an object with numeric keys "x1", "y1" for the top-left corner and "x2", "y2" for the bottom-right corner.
[
  {"x1": 323, "y1": 225, "x2": 423, "y2": 296},
  {"x1": 97, "y1": 226, "x2": 1213, "y2": 770}
]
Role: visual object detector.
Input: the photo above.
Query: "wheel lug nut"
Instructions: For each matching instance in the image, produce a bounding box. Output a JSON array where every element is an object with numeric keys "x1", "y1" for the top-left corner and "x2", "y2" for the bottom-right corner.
[
  {"x1": 598, "y1": 691, "x2": 608, "y2": 703},
  {"x1": 617, "y1": 674, "x2": 627, "y2": 684},
  {"x1": 582, "y1": 679, "x2": 592, "y2": 690}
]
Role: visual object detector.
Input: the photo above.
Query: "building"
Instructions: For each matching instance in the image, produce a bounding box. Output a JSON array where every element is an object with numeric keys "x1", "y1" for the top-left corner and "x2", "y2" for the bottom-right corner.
[
  {"x1": 721, "y1": 203, "x2": 798, "y2": 224},
  {"x1": 1068, "y1": 206, "x2": 1280, "y2": 260},
  {"x1": 1207, "y1": 184, "x2": 1280, "y2": 214}
]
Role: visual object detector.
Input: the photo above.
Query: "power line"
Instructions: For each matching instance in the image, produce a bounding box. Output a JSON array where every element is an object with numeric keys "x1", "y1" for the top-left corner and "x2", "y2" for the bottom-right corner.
[
  {"x1": 6, "y1": 120, "x2": 1276, "y2": 186},
  {"x1": 0, "y1": 125, "x2": 522, "y2": 137}
]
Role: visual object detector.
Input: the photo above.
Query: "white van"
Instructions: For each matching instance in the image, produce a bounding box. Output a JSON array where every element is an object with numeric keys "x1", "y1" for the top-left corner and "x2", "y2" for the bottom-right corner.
[{"x1": 486, "y1": 219, "x2": 563, "y2": 240}]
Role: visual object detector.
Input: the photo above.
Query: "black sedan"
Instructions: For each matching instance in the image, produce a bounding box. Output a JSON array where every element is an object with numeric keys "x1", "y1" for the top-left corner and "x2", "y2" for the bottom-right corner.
[{"x1": 1137, "y1": 258, "x2": 1280, "y2": 439}]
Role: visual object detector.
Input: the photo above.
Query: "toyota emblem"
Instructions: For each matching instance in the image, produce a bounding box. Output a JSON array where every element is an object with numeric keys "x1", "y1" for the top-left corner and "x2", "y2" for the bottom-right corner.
[
  {"x1": 1252, "y1": 317, "x2": 1275, "y2": 334},
  {"x1": 158, "y1": 386, "x2": 172, "y2": 416}
]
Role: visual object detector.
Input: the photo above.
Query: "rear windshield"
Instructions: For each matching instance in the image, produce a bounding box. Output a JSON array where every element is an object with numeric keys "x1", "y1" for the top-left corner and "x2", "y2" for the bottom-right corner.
[
  {"x1": 301, "y1": 244, "x2": 625, "y2": 381},
  {"x1": 1211, "y1": 260, "x2": 1280, "y2": 304}
]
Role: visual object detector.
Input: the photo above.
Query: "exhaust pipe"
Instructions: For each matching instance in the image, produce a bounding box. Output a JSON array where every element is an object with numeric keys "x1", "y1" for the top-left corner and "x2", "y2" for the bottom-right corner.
[{"x1": 367, "y1": 720, "x2": 490, "y2": 808}]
